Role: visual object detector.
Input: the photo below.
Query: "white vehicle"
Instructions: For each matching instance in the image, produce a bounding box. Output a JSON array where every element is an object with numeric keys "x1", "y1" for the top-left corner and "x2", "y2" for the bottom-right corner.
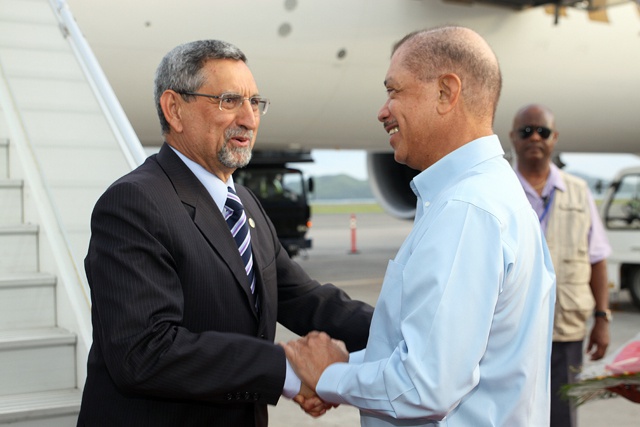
[{"x1": 600, "y1": 166, "x2": 640, "y2": 309}]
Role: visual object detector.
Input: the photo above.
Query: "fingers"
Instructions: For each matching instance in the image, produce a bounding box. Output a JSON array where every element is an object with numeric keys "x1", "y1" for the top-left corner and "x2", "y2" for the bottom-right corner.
[
  {"x1": 331, "y1": 337, "x2": 347, "y2": 353},
  {"x1": 283, "y1": 331, "x2": 347, "y2": 413},
  {"x1": 292, "y1": 382, "x2": 334, "y2": 418},
  {"x1": 586, "y1": 339, "x2": 607, "y2": 361},
  {"x1": 587, "y1": 325, "x2": 609, "y2": 361}
]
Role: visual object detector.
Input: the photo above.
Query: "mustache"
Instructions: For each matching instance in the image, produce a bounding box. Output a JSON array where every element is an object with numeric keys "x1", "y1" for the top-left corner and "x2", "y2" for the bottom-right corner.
[{"x1": 225, "y1": 127, "x2": 254, "y2": 141}]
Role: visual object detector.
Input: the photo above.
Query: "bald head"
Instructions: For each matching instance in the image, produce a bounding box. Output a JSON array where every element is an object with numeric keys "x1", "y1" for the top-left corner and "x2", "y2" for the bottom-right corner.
[
  {"x1": 392, "y1": 26, "x2": 502, "y2": 122},
  {"x1": 512, "y1": 104, "x2": 556, "y2": 129},
  {"x1": 510, "y1": 103, "x2": 559, "y2": 170}
]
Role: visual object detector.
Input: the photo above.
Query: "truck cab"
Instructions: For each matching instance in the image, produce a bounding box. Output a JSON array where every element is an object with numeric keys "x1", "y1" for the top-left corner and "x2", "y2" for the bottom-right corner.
[
  {"x1": 599, "y1": 166, "x2": 640, "y2": 309},
  {"x1": 233, "y1": 151, "x2": 314, "y2": 258}
]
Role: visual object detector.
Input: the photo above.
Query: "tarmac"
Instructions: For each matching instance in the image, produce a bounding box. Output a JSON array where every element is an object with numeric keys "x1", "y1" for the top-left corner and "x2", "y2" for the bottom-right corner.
[{"x1": 268, "y1": 212, "x2": 640, "y2": 426}]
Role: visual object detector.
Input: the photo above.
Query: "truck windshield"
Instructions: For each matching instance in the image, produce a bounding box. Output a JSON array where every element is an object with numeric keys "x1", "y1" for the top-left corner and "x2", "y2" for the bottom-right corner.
[
  {"x1": 235, "y1": 168, "x2": 305, "y2": 203},
  {"x1": 604, "y1": 172, "x2": 640, "y2": 229}
]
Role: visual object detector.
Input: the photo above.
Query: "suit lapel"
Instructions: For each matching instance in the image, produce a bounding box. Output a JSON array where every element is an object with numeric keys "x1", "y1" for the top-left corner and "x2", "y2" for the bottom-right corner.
[{"x1": 156, "y1": 144, "x2": 258, "y2": 313}]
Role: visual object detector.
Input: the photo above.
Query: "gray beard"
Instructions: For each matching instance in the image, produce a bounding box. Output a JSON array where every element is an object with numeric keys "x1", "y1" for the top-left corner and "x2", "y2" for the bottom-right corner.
[{"x1": 218, "y1": 141, "x2": 252, "y2": 169}]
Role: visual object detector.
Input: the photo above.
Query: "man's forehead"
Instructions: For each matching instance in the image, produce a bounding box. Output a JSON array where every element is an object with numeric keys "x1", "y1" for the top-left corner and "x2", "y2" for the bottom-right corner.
[{"x1": 518, "y1": 108, "x2": 549, "y2": 123}]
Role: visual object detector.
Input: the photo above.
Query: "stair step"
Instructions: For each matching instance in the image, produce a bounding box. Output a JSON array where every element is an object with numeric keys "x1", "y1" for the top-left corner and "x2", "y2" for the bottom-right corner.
[
  {"x1": 0, "y1": 327, "x2": 76, "y2": 350},
  {"x1": 0, "y1": 328, "x2": 76, "y2": 396},
  {"x1": 0, "y1": 179, "x2": 23, "y2": 224},
  {"x1": 0, "y1": 273, "x2": 56, "y2": 330},
  {"x1": 0, "y1": 273, "x2": 56, "y2": 288},
  {"x1": 0, "y1": 224, "x2": 38, "y2": 274},
  {"x1": 0, "y1": 389, "x2": 81, "y2": 425}
]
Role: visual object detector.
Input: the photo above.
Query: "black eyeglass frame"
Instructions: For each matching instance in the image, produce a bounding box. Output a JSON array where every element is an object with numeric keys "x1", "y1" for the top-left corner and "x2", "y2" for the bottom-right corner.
[
  {"x1": 177, "y1": 91, "x2": 270, "y2": 116},
  {"x1": 517, "y1": 126, "x2": 553, "y2": 140}
]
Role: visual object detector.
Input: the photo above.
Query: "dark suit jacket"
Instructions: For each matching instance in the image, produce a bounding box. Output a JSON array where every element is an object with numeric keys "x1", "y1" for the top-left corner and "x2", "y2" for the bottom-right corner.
[{"x1": 77, "y1": 144, "x2": 373, "y2": 426}]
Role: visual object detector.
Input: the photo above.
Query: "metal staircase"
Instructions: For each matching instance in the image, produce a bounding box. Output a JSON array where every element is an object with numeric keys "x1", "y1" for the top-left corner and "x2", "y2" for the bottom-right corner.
[
  {"x1": 0, "y1": 0, "x2": 145, "y2": 425},
  {"x1": 0, "y1": 140, "x2": 81, "y2": 425}
]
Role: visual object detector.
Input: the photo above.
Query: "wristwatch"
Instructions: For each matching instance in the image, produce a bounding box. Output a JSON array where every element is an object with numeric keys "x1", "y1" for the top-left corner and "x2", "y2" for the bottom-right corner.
[{"x1": 594, "y1": 309, "x2": 612, "y2": 322}]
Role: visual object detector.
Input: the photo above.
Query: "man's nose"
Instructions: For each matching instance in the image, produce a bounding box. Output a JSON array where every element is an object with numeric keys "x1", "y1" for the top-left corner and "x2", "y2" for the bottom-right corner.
[
  {"x1": 237, "y1": 100, "x2": 258, "y2": 128},
  {"x1": 377, "y1": 99, "x2": 390, "y2": 123}
]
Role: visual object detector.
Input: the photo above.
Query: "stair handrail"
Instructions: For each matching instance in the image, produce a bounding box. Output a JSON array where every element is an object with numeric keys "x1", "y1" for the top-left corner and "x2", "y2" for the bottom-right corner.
[{"x1": 49, "y1": 0, "x2": 147, "y2": 169}]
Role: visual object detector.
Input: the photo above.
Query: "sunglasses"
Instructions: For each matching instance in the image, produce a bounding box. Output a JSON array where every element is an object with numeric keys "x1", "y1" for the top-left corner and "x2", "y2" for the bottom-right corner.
[{"x1": 517, "y1": 126, "x2": 552, "y2": 139}]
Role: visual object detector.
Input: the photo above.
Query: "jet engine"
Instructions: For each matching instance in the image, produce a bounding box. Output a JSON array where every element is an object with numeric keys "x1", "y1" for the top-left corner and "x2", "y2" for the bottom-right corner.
[{"x1": 367, "y1": 152, "x2": 419, "y2": 220}]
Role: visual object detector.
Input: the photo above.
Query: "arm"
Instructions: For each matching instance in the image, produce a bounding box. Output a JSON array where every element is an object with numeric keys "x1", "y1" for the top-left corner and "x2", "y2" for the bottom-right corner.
[
  {"x1": 87, "y1": 180, "x2": 285, "y2": 403},
  {"x1": 587, "y1": 259, "x2": 610, "y2": 360},
  {"x1": 311, "y1": 202, "x2": 506, "y2": 419},
  {"x1": 585, "y1": 190, "x2": 611, "y2": 361},
  {"x1": 237, "y1": 186, "x2": 374, "y2": 352}
]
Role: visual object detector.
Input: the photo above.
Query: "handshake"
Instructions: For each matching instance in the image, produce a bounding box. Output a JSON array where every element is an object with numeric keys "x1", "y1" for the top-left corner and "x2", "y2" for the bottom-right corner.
[{"x1": 280, "y1": 331, "x2": 349, "y2": 417}]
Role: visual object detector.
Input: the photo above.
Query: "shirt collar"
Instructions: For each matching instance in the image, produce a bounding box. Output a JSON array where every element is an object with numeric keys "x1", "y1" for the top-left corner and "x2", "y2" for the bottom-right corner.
[
  {"x1": 515, "y1": 161, "x2": 566, "y2": 199},
  {"x1": 169, "y1": 146, "x2": 234, "y2": 212},
  {"x1": 547, "y1": 162, "x2": 567, "y2": 193},
  {"x1": 411, "y1": 135, "x2": 504, "y2": 201}
]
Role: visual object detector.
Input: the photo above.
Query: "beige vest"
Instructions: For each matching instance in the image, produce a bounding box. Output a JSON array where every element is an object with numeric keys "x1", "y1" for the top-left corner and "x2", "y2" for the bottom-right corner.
[{"x1": 545, "y1": 171, "x2": 594, "y2": 342}]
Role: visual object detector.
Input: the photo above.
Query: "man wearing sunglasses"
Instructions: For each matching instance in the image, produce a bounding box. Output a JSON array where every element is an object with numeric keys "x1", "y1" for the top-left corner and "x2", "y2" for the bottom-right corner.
[{"x1": 510, "y1": 104, "x2": 611, "y2": 427}]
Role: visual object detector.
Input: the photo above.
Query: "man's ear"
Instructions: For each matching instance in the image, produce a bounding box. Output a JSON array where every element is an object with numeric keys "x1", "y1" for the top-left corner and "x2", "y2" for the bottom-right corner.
[
  {"x1": 436, "y1": 73, "x2": 461, "y2": 115},
  {"x1": 160, "y1": 90, "x2": 184, "y2": 133}
]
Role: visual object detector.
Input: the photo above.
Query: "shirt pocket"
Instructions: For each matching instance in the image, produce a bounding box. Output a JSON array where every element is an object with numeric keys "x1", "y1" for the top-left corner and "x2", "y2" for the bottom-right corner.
[{"x1": 556, "y1": 281, "x2": 594, "y2": 312}]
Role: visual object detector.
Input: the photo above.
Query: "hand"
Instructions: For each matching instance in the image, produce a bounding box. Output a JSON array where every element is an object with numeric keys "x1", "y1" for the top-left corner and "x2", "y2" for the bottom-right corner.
[
  {"x1": 293, "y1": 382, "x2": 338, "y2": 417},
  {"x1": 283, "y1": 331, "x2": 348, "y2": 391},
  {"x1": 586, "y1": 320, "x2": 610, "y2": 361}
]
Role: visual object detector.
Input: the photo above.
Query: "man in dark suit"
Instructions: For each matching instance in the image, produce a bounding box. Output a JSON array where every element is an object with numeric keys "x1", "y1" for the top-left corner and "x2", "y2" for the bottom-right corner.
[{"x1": 76, "y1": 39, "x2": 373, "y2": 427}]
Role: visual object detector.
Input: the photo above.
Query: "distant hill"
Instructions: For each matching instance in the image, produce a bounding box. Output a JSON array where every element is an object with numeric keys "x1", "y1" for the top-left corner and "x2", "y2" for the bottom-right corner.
[
  {"x1": 310, "y1": 170, "x2": 610, "y2": 201},
  {"x1": 311, "y1": 174, "x2": 373, "y2": 200}
]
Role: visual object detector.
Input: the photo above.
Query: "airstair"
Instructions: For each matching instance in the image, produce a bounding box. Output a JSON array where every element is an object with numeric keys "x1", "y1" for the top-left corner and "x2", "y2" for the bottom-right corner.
[{"x1": 0, "y1": 0, "x2": 145, "y2": 425}]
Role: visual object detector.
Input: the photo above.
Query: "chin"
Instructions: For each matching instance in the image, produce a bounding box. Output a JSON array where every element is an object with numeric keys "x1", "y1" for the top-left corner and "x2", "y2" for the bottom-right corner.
[{"x1": 393, "y1": 152, "x2": 407, "y2": 166}]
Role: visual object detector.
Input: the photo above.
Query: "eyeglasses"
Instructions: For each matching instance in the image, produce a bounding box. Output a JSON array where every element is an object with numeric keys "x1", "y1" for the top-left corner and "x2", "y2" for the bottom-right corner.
[
  {"x1": 177, "y1": 91, "x2": 270, "y2": 116},
  {"x1": 517, "y1": 126, "x2": 552, "y2": 140}
]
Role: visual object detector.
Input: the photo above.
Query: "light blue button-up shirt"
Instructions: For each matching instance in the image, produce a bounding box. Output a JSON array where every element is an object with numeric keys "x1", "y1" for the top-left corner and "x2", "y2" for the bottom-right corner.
[{"x1": 316, "y1": 136, "x2": 556, "y2": 426}]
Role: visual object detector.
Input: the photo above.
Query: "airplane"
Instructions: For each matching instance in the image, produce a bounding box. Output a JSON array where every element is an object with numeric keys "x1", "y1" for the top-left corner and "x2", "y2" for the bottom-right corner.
[
  {"x1": 1, "y1": 2, "x2": 639, "y2": 423},
  {"x1": 64, "y1": 0, "x2": 640, "y2": 218}
]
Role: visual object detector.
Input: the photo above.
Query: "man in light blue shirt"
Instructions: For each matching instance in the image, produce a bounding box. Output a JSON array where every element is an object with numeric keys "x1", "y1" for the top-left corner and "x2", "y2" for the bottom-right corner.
[{"x1": 284, "y1": 26, "x2": 556, "y2": 426}]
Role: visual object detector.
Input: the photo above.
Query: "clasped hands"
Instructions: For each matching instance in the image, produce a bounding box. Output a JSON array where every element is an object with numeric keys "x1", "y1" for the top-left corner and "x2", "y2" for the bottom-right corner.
[{"x1": 280, "y1": 331, "x2": 348, "y2": 417}]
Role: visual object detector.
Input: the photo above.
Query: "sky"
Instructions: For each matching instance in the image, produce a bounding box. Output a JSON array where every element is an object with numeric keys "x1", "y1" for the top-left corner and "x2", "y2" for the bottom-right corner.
[{"x1": 294, "y1": 150, "x2": 640, "y2": 182}]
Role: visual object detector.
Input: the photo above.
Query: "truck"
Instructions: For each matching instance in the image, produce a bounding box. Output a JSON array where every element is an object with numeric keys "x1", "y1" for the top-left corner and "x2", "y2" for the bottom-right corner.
[
  {"x1": 233, "y1": 151, "x2": 314, "y2": 258},
  {"x1": 599, "y1": 165, "x2": 640, "y2": 309}
]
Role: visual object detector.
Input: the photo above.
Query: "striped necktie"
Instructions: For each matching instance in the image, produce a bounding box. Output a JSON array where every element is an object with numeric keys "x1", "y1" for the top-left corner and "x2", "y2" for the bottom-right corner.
[{"x1": 224, "y1": 187, "x2": 257, "y2": 302}]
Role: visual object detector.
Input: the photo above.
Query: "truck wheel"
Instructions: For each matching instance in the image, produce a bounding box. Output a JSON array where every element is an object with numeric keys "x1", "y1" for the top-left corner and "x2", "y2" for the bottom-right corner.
[{"x1": 630, "y1": 268, "x2": 640, "y2": 310}]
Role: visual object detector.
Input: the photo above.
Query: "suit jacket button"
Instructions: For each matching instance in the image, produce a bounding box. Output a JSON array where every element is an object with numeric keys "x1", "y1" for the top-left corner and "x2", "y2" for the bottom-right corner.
[
  {"x1": 236, "y1": 392, "x2": 242, "y2": 400},
  {"x1": 225, "y1": 393, "x2": 233, "y2": 401},
  {"x1": 244, "y1": 392, "x2": 252, "y2": 400},
  {"x1": 260, "y1": 334, "x2": 266, "y2": 339}
]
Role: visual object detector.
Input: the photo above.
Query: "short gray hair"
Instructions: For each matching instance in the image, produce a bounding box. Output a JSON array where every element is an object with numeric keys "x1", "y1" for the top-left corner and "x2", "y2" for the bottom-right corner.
[
  {"x1": 154, "y1": 40, "x2": 247, "y2": 135},
  {"x1": 392, "y1": 26, "x2": 502, "y2": 122}
]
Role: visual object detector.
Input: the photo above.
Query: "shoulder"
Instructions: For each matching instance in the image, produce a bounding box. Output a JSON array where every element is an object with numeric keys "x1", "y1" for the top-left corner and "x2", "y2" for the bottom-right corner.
[{"x1": 558, "y1": 170, "x2": 589, "y2": 192}]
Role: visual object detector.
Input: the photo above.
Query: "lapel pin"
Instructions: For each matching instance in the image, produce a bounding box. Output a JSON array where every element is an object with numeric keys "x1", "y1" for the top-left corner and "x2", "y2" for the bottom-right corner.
[{"x1": 249, "y1": 218, "x2": 256, "y2": 228}]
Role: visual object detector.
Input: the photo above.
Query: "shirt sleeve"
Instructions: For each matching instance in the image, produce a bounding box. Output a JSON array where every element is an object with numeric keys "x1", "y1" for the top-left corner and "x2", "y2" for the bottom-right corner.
[
  {"x1": 316, "y1": 201, "x2": 505, "y2": 419},
  {"x1": 586, "y1": 190, "x2": 611, "y2": 264},
  {"x1": 282, "y1": 359, "x2": 301, "y2": 399},
  {"x1": 349, "y1": 349, "x2": 365, "y2": 364}
]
